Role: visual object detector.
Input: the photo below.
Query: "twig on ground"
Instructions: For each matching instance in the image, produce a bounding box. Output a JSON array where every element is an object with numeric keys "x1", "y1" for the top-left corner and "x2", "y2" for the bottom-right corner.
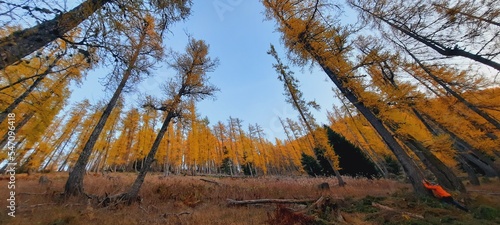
[{"x1": 139, "y1": 205, "x2": 148, "y2": 213}]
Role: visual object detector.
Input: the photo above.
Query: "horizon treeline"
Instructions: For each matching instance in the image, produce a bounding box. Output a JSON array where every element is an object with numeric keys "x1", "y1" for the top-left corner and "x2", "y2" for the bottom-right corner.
[{"x1": 1, "y1": 87, "x2": 498, "y2": 178}]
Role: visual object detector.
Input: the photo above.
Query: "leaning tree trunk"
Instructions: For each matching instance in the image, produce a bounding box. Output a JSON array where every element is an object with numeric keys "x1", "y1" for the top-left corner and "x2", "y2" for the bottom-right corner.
[
  {"x1": 120, "y1": 100, "x2": 180, "y2": 202},
  {"x1": 403, "y1": 136, "x2": 466, "y2": 193},
  {"x1": 0, "y1": 63, "x2": 53, "y2": 124},
  {"x1": 274, "y1": 48, "x2": 346, "y2": 186},
  {"x1": 63, "y1": 70, "x2": 130, "y2": 196},
  {"x1": 64, "y1": 26, "x2": 147, "y2": 196},
  {"x1": 0, "y1": 0, "x2": 110, "y2": 70},
  {"x1": 462, "y1": 153, "x2": 498, "y2": 177},
  {"x1": 457, "y1": 155, "x2": 480, "y2": 186}
]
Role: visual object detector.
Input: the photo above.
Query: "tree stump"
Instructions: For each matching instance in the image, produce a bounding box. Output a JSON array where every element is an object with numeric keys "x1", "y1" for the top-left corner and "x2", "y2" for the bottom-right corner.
[{"x1": 318, "y1": 182, "x2": 330, "y2": 190}]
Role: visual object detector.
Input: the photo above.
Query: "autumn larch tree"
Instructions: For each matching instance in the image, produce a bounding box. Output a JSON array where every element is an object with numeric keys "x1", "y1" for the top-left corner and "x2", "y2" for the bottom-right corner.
[
  {"x1": 106, "y1": 107, "x2": 140, "y2": 172},
  {"x1": 115, "y1": 38, "x2": 218, "y2": 203},
  {"x1": 268, "y1": 44, "x2": 346, "y2": 185}
]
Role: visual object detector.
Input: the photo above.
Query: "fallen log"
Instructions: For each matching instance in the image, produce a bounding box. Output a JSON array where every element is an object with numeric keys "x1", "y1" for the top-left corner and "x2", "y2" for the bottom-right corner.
[
  {"x1": 372, "y1": 202, "x2": 424, "y2": 219},
  {"x1": 227, "y1": 198, "x2": 317, "y2": 206}
]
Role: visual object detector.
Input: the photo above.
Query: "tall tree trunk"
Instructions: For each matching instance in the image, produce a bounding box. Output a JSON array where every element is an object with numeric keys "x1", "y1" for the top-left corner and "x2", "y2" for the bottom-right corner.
[
  {"x1": 457, "y1": 155, "x2": 480, "y2": 186},
  {"x1": 121, "y1": 100, "x2": 180, "y2": 202},
  {"x1": 64, "y1": 69, "x2": 130, "y2": 196},
  {"x1": 383, "y1": 108, "x2": 465, "y2": 192},
  {"x1": 58, "y1": 140, "x2": 79, "y2": 172},
  {"x1": 0, "y1": 0, "x2": 110, "y2": 70},
  {"x1": 461, "y1": 153, "x2": 498, "y2": 177},
  {"x1": 41, "y1": 110, "x2": 85, "y2": 171},
  {"x1": 64, "y1": 25, "x2": 147, "y2": 195},
  {"x1": 42, "y1": 133, "x2": 73, "y2": 171}
]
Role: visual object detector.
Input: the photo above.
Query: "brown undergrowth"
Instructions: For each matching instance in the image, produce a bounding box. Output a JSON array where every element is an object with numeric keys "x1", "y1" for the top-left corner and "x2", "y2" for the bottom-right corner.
[{"x1": 0, "y1": 173, "x2": 498, "y2": 225}]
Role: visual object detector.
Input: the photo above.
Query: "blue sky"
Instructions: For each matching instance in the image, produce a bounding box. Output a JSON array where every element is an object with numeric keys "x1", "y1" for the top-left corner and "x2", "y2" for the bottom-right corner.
[{"x1": 70, "y1": 1, "x2": 340, "y2": 141}]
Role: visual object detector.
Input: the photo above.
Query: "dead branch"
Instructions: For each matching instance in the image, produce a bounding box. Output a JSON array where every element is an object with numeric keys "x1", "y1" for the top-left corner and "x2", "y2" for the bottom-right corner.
[
  {"x1": 200, "y1": 178, "x2": 222, "y2": 186},
  {"x1": 301, "y1": 196, "x2": 325, "y2": 212},
  {"x1": 227, "y1": 198, "x2": 317, "y2": 206},
  {"x1": 372, "y1": 202, "x2": 424, "y2": 219}
]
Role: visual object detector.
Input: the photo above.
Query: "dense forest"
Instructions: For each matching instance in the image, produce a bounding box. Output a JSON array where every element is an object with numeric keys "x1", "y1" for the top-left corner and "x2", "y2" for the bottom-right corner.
[{"x1": 1, "y1": 0, "x2": 499, "y2": 202}]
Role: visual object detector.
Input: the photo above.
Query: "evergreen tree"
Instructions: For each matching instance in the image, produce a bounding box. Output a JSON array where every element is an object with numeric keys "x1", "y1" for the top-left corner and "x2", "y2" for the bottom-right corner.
[
  {"x1": 221, "y1": 157, "x2": 233, "y2": 175},
  {"x1": 324, "y1": 125, "x2": 379, "y2": 178},
  {"x1": 300, "y1": 152, "x2": 322, "y2": 177},
  {"x1": 313, "y1": 147, "x2": 335, "y2": 176}
]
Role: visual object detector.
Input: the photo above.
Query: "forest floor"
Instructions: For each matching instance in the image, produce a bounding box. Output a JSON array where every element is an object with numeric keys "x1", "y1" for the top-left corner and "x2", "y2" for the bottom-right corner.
[{"x1": 0, "y1": 172, "x2": 499, "y2": 225}]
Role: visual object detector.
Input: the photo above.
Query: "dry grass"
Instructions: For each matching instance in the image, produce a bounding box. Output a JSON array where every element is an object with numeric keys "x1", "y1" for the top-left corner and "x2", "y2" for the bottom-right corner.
[{"x1": 0, "y1": 173, "x2": 498, "y2": 225}]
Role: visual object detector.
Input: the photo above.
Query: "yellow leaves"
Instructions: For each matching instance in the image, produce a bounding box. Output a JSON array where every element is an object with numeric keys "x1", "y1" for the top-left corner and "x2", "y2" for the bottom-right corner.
[
  {"x1": 425, "y1": 134, "x2": 456, "y2": 167},
  {"x1": 66, "y1": 67, "x2": 82, "y2": 79}
]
